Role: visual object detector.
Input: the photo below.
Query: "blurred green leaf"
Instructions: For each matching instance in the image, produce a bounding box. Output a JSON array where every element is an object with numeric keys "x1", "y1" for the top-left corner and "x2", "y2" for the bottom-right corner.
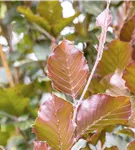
[
  {"x1": 0, "y1": 83, "x2": 35, "y2": 116},
  {"x1": 17, "y1": 6, "x2": 51, "y2": 32},
  {"x1": 0, "y1": 124, "x2": 14, "y2": 146},
  {"x1": 33, "y1": 42, "x2": 50, "y2": 61}
]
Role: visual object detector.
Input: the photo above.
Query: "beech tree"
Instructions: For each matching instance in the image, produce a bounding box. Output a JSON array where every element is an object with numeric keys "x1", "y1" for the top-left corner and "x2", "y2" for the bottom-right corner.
[{"x1": 0, "y1": 1, "x2": 135, "y2": 150}]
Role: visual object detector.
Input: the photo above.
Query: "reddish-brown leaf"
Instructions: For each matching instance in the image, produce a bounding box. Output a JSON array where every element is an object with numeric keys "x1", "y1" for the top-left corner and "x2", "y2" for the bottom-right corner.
[
  {"x1": 33, "y1": 94, "x2": 75, "y2": 150},
  {"x1": 104, "y1": 146, "x2": 118, "y2": 150},
  {"x1": 34, "y1": 141, "x2": 49, "y2": 150},
  {"x1": 120, "y1": 15, "x2": 135, "y2": 42},
  {"x1": 126, "y1": 140, "x2": 135, "y2": 150},
  {"x1": 76, "y1": 94, "x2": 131, "y2": 138},
  {"x1": 47, "y1": 39, "x2": 89, "y2": 98}
]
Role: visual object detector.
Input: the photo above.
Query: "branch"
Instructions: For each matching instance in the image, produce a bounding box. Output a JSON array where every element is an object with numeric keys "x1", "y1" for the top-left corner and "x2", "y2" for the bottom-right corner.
[
  {"x1": 73, "y1": 0, "x2": 112, "y2": 121},
  {"x1": 0, "y1": 45, "x2": 14, "y2": 87}
]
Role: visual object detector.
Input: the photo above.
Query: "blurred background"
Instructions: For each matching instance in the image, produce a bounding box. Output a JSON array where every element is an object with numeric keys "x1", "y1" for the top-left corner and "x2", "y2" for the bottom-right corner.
[{"x1": 0, "y1": 1, "x2": 135, "y2": 150}]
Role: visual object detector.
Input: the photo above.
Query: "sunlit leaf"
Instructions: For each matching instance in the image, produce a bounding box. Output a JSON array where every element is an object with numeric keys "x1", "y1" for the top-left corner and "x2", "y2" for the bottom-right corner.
[
  {"x1": 97, "y1": 40, "x2": 133, "y2": 77},
  {"x1": 37, "y1": 1, "x2": 62, "y2": 23},
  {"x1": 0, "y1": 124, "x2": 14, "y2": 146},
  {"x1": 18, "y1": 2, "x2": 79, "y2": 36},
  {"x1": 106, "y1": 69, "x2": 129, "y2": 96},
  {"x1": 34, "y1": 141, "x2": 48, "y2": 150},
  {"x1": 76, "y1": 94, "x2": 131, "y2": 138},
  {"x1": 0, "y1": 88, "x2": 29, "y2": 116},
  {"x1": 33, "y1": 94, "x2": 75, "y2": 150},
  {"x1": 114, "y1": 128, "x2": 134, "y2": 138},
  {"x1": 47, "y1": 39, "x2": 89, "y2": 98}
]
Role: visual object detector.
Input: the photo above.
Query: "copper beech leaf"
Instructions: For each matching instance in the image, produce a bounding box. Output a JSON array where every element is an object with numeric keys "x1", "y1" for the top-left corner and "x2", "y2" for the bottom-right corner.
[
  {"x1": 97, "y1": 40, "x2": 133, "y2": 77},
  {"x1": 47, "y1": 39, "x2": 89, "y2": 98},
  {"x1": 120, "y1": 15, "x2": 135, "y2": 42},
  {"x1": 104, "y1": 146, "x2": 118, "y2": 150},
  {"x1": 33, "y1": 94, "x2": 75, "y2": 150},
  {"x1": 126, "y1": 140, "x2": 135, "y2": 150},
  {"x1": 34, "y1": 141, "x2": 49, "y2": 150},
  {"x1": 123, "y1": 62, "x2": 135, "y2": 94},
  {"x1": 76, "y1": 94, "x2": 131, "y2": 138}
]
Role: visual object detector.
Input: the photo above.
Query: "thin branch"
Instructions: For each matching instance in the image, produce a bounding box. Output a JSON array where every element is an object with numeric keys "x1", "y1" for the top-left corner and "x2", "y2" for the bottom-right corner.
[
  {"x1": 73, "y1": 0, "x2": 112, "y2": 121},
  {"x1": 0, "y1": 111, "x2": 17, "y2": 121},
  {"x1": 0, "y1": 45, "x2": 14, "y2": 87},
  {"x1": 32, "y1": 24, "x2": 55, "y2": 41}
]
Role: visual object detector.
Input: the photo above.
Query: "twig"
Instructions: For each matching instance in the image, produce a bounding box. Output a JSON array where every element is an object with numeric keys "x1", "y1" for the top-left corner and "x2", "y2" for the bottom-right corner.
[
  {"x1": 0, "y1": 111, "x2": 17, "y2": 121},
  {"x1": 73, "y1": 0, "x2": 112, "y2": 121},
  {"x1": 32, "y1": 24, "x2": 55, "y2": 41},
  {"x1": 38, "y1": 61, "x2": 47, "y2": 76},
  {"x1": 14, "y1": 67, "x2": 19, "y2": 84},
  {"x1": 0, "y1": 45, "x2": 14, "y2": 87}
]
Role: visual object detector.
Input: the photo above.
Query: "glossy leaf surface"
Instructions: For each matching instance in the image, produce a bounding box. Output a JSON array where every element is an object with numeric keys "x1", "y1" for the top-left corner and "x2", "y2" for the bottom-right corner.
[
  {"x1": 97, "y1": 40, "x2": 133, "y2": 77},
  {"x1": 47, "y1": 39, "x2": 89, "y2": 98},
  {"x1": 76, "y1": 94, "x2": 131, "y2": 137},
  {"x1": 33, "y1": 94, "x2": 75, "y2": 150}
]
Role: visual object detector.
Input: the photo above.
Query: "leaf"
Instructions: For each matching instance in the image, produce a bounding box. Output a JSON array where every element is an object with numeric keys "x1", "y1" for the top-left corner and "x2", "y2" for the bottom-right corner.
[
  {"x1": 88, "y1": 74, "x2": 111, "y2": 94},
  {"x1": 37, "y1": 1, "x2": 80, "y2": 36},
  {"x1": 37, "y1": 1, "x2": 62, "y2": 23},
  {"x1": 18, "y1": 2, "x2": 79, "y2": 36},
  {"x1": 114, "y1": 128, "x2": 134, "y2": 138},
  {"x1": 123, "y1": 62, "x2": 135, "y2": 94},
  {"x1": 33, "y1": 42, "x2": 51, "y2": 61},
  {"x1": 34, "y1": 141, "x2": 48, "y2": 150},
  {"x1": 120, "y1": 15, "x2": 135, "y2": 42},
  {"x1": 106, "y1": 69, "x2": 129, "y2": 96},
  {"x1": 104, "y1": 146, "x2": 118, "y2": 150},
  {"x1": 33, "y1": 94, "x2": 75, "y2": 150},
  {"x1": 88, "y1": 130, "x2": 105, "y2": 146},
  {"x1": 47, "y1": 39, "x2": 89, "y2": 98},
  {"x1": 17, "y1": 6, "x2": 51, "y2": 32},
  {"x1": 128, "y1": 97, "x2": 135, "y2": 127},
  {"x1": 127, "y1": 140, "x2": 135, "y2": 150},
  {"x1": 96, "y1": 6, "x2": 112, "y2": 28},
  {"x1": 76, "y1": 94, "x2": 131, "y2": 138},
  {"x1": 0, "y1": 84, "x2": 32, "y2": 116},
  {"x1": 71, "y1": 139, "x2": 87, "y2": 150},
  {"x1": 0, "y1": 124, "x2": 14, "y2": 146},
  {"x1": 97, "y1": 40, "x2": 133, "y2": 77},
  {"x1": 52, "y1": 13, "x2": 80, "y2": 36}
]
